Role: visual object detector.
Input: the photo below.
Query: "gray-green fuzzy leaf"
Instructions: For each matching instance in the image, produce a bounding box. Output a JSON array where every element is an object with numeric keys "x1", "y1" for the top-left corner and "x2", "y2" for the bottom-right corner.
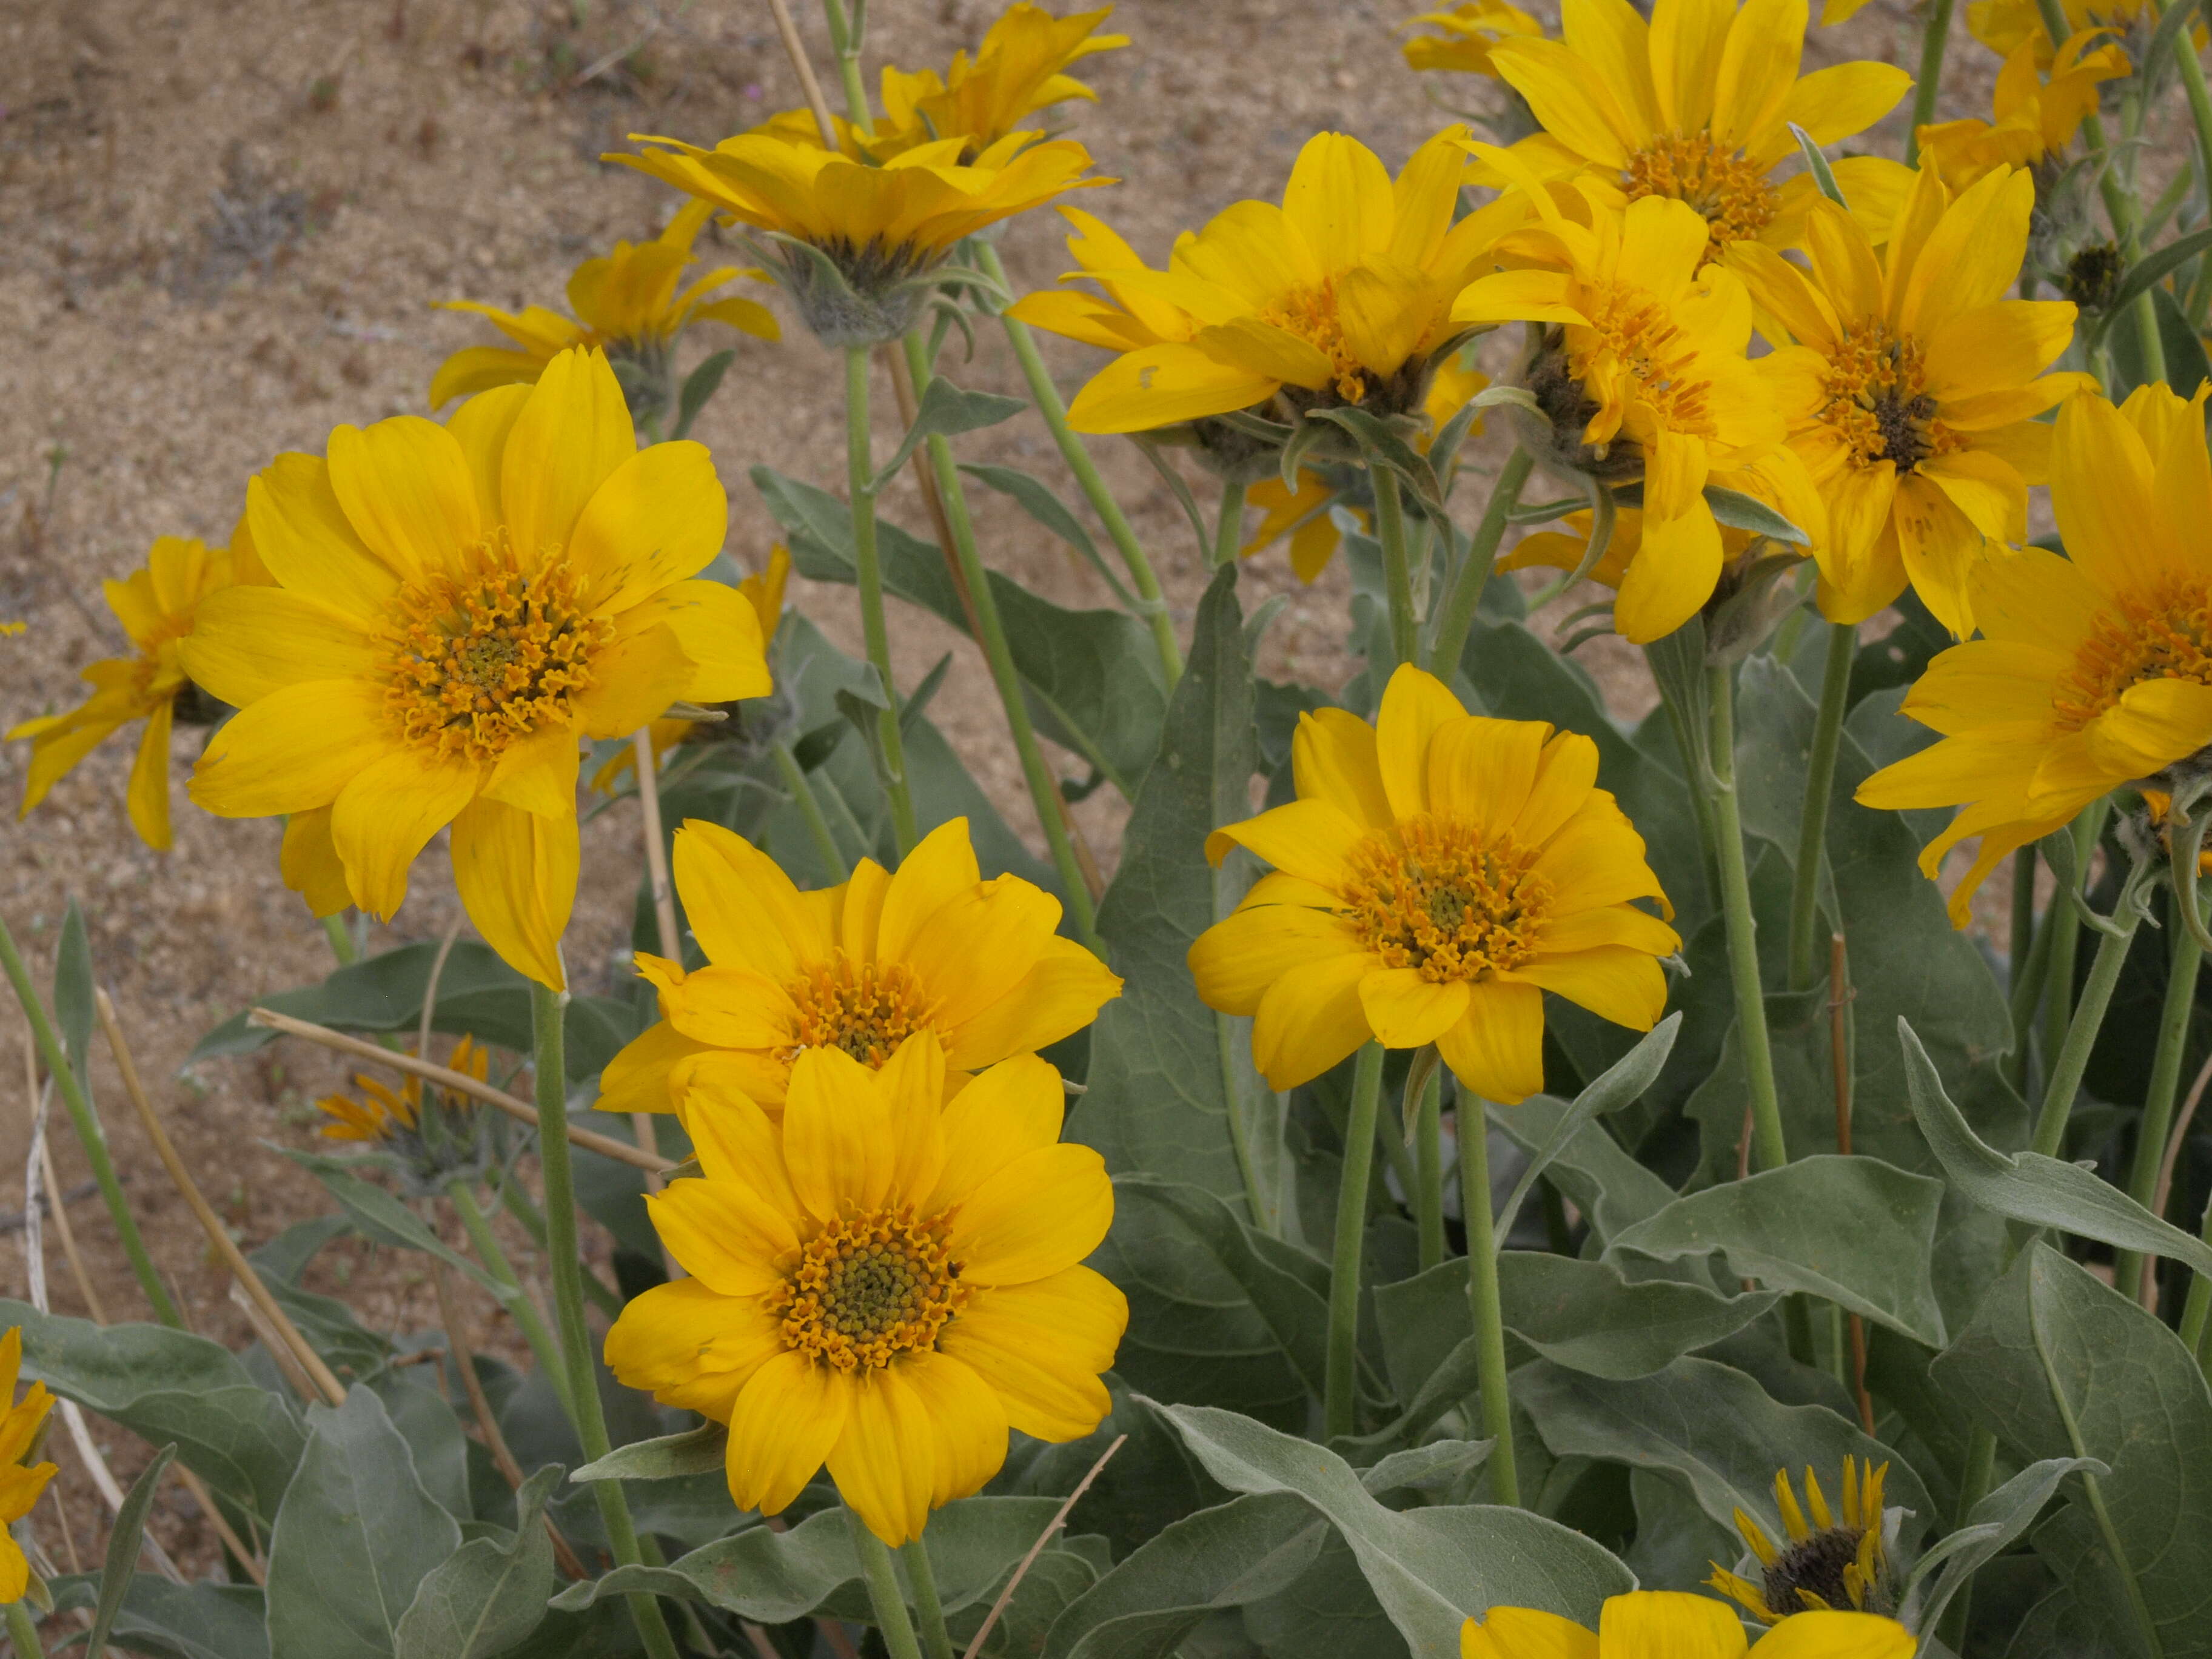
[
  {"x1": 571, "y1": 1423, "x2": 727, "y2": 1483},
  {"x1": 393, "y1": 1466, "x2": 560, "y2": 1658},
  {"x1": 87, "y1": 1444, "x2": 179, "y2": 1657},
  {"x1": 46, "y1": 1577, "x2": 269, "y2": 1659}
]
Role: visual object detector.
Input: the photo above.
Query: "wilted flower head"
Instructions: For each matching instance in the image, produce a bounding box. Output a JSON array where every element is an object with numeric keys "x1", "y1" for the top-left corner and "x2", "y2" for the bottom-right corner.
[
  {"x1": 1400, "y1": 1, "x2": 1546, "y2": 78},
  {"x1": 868, "y1": 3, "x2": 1127, "y2": 162},
  {"x1": 1917, "y1": 31, "x2": 2130, "y2": 191},
  {"x1": 8, "y1": 526, "x2": 267, "y2": 850},
  {"x1": 1711, "y1": 1459, "x2": 1898, "y2": 1623},
  {"x1": 316, "y1": 1037, "x2": 506, "y2": 1195},
  {"x1": 431, "y1": 200, "x2": 779, "y2": 422}
]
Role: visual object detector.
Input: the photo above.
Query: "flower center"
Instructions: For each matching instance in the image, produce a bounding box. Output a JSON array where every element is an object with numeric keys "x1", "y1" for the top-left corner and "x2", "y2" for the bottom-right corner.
[
  {"x1": 1622, "y1": 133, "x2": 1780, "y2": 259},
  {"x1": 1577, "y1": 286, "x2": 1717, "y2": 438},
  {"x1": 2054, "y1": 582, "x2": 2212, "y2": 736},
  {"x1": 376, "y1": 528, "x2": 611, "y2": 764},
  {"x1": 1763, "y1": 1526, "x2": 1876, "y2": 1617},
  {"x1": 1817, "y1": 322, "x2": 1955, "y2": 474},
  {"x1": 774, "y1": 1209, "x2": 964, "y2": 1372},
  {"x1": 1340, "y1": 816, "x2": 1553, "y2": 983},
  {"x1": 1260, "y1": 278, "x2": 1369, "y2": 404},
  {"x1": 784, "y1": 951, "x2": 936, "y2": 1068}
]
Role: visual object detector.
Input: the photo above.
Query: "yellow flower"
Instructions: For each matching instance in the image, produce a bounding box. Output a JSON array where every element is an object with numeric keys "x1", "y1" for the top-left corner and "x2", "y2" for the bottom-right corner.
[
  {"x1": 1400, "y1": 1, "x2": 1546, "y2": 78},
  {"x1": 1711, "y1": 1460, "x2": 1895, "y2": 1623},
  {"x1": 317, "y1": 1035, "x2": 488, "y2": 1142},
  {"x1": 429, "y1": 201, "x2": 779, "y2": 412},
  {"x1": 1188, "y1": 665, "x2": 1675, "y2": 1098},
  {"x1": 1027, "y1": 128, "x2": 1525, "y2": 435},
  {"x1": 1453, "y1": 181, "x2": 1823, "y2": 643},
  {"x1": 604, "y1": 1034, "x2": 1126, "y2": 1546},
  {"x1": 611, "y1": 122, "x2": 1105, "y2": 346},
  {"x1": 183, "y1": 347, "x2": 771, "y2": 990},
  {"x1": 589, "y1": 544, "x2": 792, "y2": 794},
  {"x1": 868, "y1": 3, "x2": 1128, "y2": 162},
  {"x1": 1464, "y1": 1590, "x2": 1912, "y2": 1659},
  {"x1": 1241, "y1": 357, "x2": 1492, "y2": 581},
  {"x1": 8, "y1": 531, "x2": 266, "y2": 850},
  {"x1": 1727, "y1": 167, "x2": 2091, "y2": 635},
  {"x1": 1968, "y1": 0, "x2": 2193, "y2": 66},
  {"x1": 0, "y1": 1327, "x2": 58, "y2": 1604},
  {"x1": 1917, "y1": 31, "x2": 2130, "y2": 190},
  {"x1": 598, "y1": 816, "x2": 1122, "y2": 1118},
  {"x1": 1858, "y1": 385, "x2": 2212, "y2": 925},
  {"x1": 1469, "y1": 0, "x2": 1912, "y2": 264}
]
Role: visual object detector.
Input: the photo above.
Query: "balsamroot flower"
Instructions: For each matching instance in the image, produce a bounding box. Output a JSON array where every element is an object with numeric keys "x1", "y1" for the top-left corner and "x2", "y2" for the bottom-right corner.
[
  {"x1": 1916, "y1": 31, "x2": 2131, "y2": 192},
  {"x1": 604, "y1": 1034, "x2": 1125, "y2": 1546},
  {"x1": 1469, "y1": 0, "x2": 1912, "y2": 262},
  {"x1": 1464, "y1": 1590, "x2": 1912, "y2": 1658},
  {"x1": 1189, "y1": 665, "x2": 1675, "y2": 1099},
  {"x1": 1022, "y1": 129, "x2": 1525, "y2": 436},
  {"x1": 1711, "y1": 1460, "x2": 1897, "y2": 1623},
  {"x1": 611, "y1": 122, "x2": 1105, "y2": 347},
  {"x1": 1858, "y1": 386, "x2": 2212, "y2": 923},
  {"x1": 429, "y1": 201, "x2": 778, "y2": 418},
  {"x1": 8, "y1": 529, "x2": 267, "y2": 850},
  {"x1": 1400, "y1": 1, "x2": 1546, "y2": 78},
  {"x1": 598, "y1": 816, "x2": 1121, "y2": 1118},
  {"x1": 1728, "y1": 168, "x2": 2091, "y2": 635},
  {"x1": 1968, "y1": 0, "x2": 2194, "y2": 67},
  {"x1": 0, "y1": 1327, "x2": 58, "y2": 1603},
  {"x1": 868, "y1": 3, "x2": 1128, "y2": 161},
  {"x1": 183, "y1": 347, "x2": 770, "y2": 988},
  {"x1": 1453, "y1": 181, "x2": 1822, "y2": 642},
  {"x1": 316, "y1": 1037, "x2": 503, "y2": 1196}
]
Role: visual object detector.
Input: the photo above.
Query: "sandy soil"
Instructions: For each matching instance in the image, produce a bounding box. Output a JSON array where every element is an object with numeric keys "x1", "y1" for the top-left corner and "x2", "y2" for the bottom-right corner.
[{"x1": 0, "y1": 0, "x2": 2173, "y2": 1575}]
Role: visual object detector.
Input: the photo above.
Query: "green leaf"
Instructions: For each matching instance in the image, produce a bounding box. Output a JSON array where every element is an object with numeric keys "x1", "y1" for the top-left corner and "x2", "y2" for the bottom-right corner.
[
  {"x1": 1155, "y1": 1401, "x2": 1635, "y2": 1644},
  {"x1": 1906, "y1": 1457, "x2": 2105, "y2": 1638},
  {"x1": 1302, "y1": 408, "x2": 1444, "y2": 511},
  {"x1": 1040, "y1": 1492, "x2": 1329, "y2": 1659},
  {"x1": 52, "y1": 899, "x2": 96, "y2": 1101},
  {"x1": 266, "y1": 1387, "x2": 464, "y2": 1659},
  {"x1": 959, "y1": 462, "x2": 1140, "y2": 609},
  {"x1": 1359, "y1": 1440, "x2": 1492, "y2": 1499},
  {"x1": 393, "y1": 1466, "x2": 560, "y2": 1659},
  {"x1": 45, "y1": 1577, "x2": 269, "y2": 1659},
  {"x1": 86, "y1": 1443, "x2": 180, "y2": 1658},
  {"x1": 1931, "y1": 1244, "x2": 2212, "y2": 1655},
  {"x1": 954, "y1": 1543, "x2": 1104, "y2": 1659},
  {"x1": 2105, "y1": 227, "x2": 2212, "y2": 330},
  {"x1": 276, "y1": 1150, "x2": 526, "y2": 1308},
  {"x1": 1487, "y1": 1094, "x2": 1678, "y2": 1247},
  {"x1": 0, "y1": 1300, "x2": 304, "y2": 1523},
  {"x1": 1607, "y1": 485, "x2": 1807, "y2": 546},
  {"x1": 1899, "y1": 1019, "x2": 2212, "y2": 1279},
  {"x1": 671, "y1": 349, "x2": 735, "y2": 441},
  {"x1": 1375, "y1": 1253, "x2": 1778, "y2": 1402},
  {"x1": 1490, "y1": 1014, "x2": 1680, "y2": 1248},
  {"x1": 1240, "y1": 1530, "x2": 1407, "y2": 1659},
  {"x1": 571, "y1": 1423, "x2": 728, "y2": 1483},
  {"x1": 1789, "y1": 122, "x2": 1847, "y2": 206},
  {"x1": 1513, "y1": 1356, "x2": 1934, "y2": 1546},
  {"x1": 1606, "y1": 1155, "x2": 1950, "y2": 1346},
  {"x1": 551, "y1": 1494, "x2": 1062, "y2": 1621},
  {"x1": 874, "y1": 376, "x2": 1027, "y2": 490},
  {"x1": 761, "y1": 465, "x2": 1166, "y2": 797},
  {"x1": 248, "y1": 1218, "x2": 392, "y2": 1382}
]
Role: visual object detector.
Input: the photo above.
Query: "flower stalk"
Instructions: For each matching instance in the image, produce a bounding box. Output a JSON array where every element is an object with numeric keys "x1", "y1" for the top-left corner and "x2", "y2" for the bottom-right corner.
[
  {"x1": 852, "y1": 1509, "x2": 928, "y2": 1659},
  {"x1": 1326, "y1": 1042, "x2": 1386, "y2": 1439},
  {"x1": 1456, "y1": 1083, "x2": 1520, "y2": 1507},
  {"x1": 1429, "y1": 449, "x2": 1533, "y2": 680},
  {"x1": 1788, "y1": 623, "x2": 1857, "y2": 993},
  {"x1": 2114, "y1": 892, "x2": 2203, "y2": 1300},
  {"x1": 899, "y1": 330, "x2": 1102, "y2": 950},
  {"x1": 902, "y1": 1536, "x2": 957, "y2": 1659},
  {"x1": 1372, "y1": 466, "x2": 1419, "y2": 669},
  {"x1": 846, "y1": 345, "x2": 920, "y2": 854},
  {"x1": 1903, "y1": 0, "x2": 1957, "y2": 165},
  {"x1": 1213, "y1": 479, "x2": 1247, "y2": 569},
  {"x1": 774, "y1": 739, "x2": 852, "y2": 883},
  {"x1": 528, "y1": 980, "x2": 680, "y2": 1659},
  {"x1": 447, "y1": 1179, "x2": 574, "y2": 1421},
  {"x1": 1704, "y1": 663, "x2": 1790, "y2": 1171},
  {"x1": 973, "y1": 240, "x2": 1182, "y2": 688},
  {"x1": 0, "y1": 911, "x2": 181, "y2": 1329},
  {"x1": 1410, "y1": 1054, "x2": 1446, "y2": 1272},
  {"x1": 5, "y1": 1600, "x2": 41, "y2": 1658}
]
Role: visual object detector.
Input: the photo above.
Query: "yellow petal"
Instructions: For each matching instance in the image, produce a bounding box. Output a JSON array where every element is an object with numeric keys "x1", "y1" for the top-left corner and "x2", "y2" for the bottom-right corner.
[
  {"x1": 1517, "y1": 731, "x2": 1604, "y2": 847},
  {"x1": 1921, "y1": 300, "x2": 2077, "y2": 400},
  {"x1": 429, "y1": 346, "x2": 544, "y2": 409},
  {"x1": 657, "y1": 962, "x2": 801, "y2": 1050},
  {"x1": 726, "y1": 1350, "x2": 847, "y2": 1517},
  {"x1": 826, "y1": 1369, "x2": 936, "y2": 1547},
  {"x1": 1775, "y1": 60, "x2": 1912, "y2": 152},
  {"x1": 1292, "y1": 707, "x2": 1395, "y2": 830},
  {"x1": 1614, "y1": 503, "x2": 1723, "y2": 644},
  {"x1": 448, "y1": 794, "x2": 577, "y2": 990},
  {"x1": 246, "y1": 457, "x2": 399, "y2": 622},
  {"x1": 937, "y1": 1266, "x2": 1125, "y2": 1441},
  {"x1": 784, "y1": 1045, "x2": 899, "y2": 1221},
  {"x1": 1067, "y1": 343, "x2": 1282, "y2": 434},
  {"x1": 903, "y1": 878, "x2": 1060, "y2": 1028},
  {"x1": 1359, "y1": 968, "x2": 1473, "y2": 1048},
  {"x1": 569, "y1": 441, "x2": 730, "y2": 613},
  {"x1": 332, "y1": 746, "x2": 479, "y2": 921},
  {"x1": 879, "y1": 817, "x2": 985, "y2": 961},
  {"x1": 683, "y1": 1067, "x2": 800, "y2": 1213},
  {"x1": 599, "y1": 1019, "x2": 713, "y2": 1116},
  {"x1": 940, "y1": 937, "x2": 1124, "y2": 1070},
  {"x1": 1206, "y1": 798, "x2": 1366, "y2": 884},
  {"x1": 445, "y1": 384, "x2": 532, "y2": 526},
  {"x1": 945, "y1": 1144, "x2": 1114, "y2": 1285},
  {"x1": 180, "y1": 586, "x2": 376, "y2": 709},
  {"x1": 1282, "y1": 132, "x2": 1396, "y2": 274},
  {"x1": 604, "y1": 1277, "x2": 786, "y2": 1416},
  {"x1": 1712, "y1": 0, "x2": 1808, "y2": 151},
  {"x1": 1375, "y1": 665, "x2": 1470, "y2": 821},
  {"x1": 2083, "y1": 680, "x2": 2212, "y2": 779},
  {"x1": 618, "y1": 579, "x2": 772, "y2": 706},
  {"x1": 1745, "y1": 1613, "x2": 1914, "y2": 1659},
  {"x1": 326, "y1": 417, "x2": 480, "y2": 580},
  {"x1": 501, "y1": 347, "x2": 637, "y2": 560},
  {"x1": 1598, "y1": 1590, "x2": 1749, "y2": 1658},
  {"x1": 1463, "y1": 1606, "x2": 1599, "y2": 1659},
  {"x1": 2052, "y1": 389, "x2": 2184, "y2": 598},
  {"x1": 1899, "y1": 166, "x2": 2033, "y2": 340},
  {"x1": 483, "y1": 726, "x2": 581, "y2": 818},
  {"x1": 647, "y1": 1177, "x2": 799, "y2": 1295},
  {"x1": 281, "y1": 806, "x2": 353, "y2": 919},
  {"x1": 1436, "y1": 980, "x2": 1545, "y2": 1103},
  {"x1": 897, "y1": 1350, "x2": 1011, "y2": 1507},
  {"x1": 1562, "y1": 0, "x2": 1663, "y2": 138},
  {"x1": 672, "y1": 818, "x2": 828, "y2": 979},
  {"x1": 1190, "y1": 901, "x2": 1360, "y2": 1017},
  {"x1": 126, "y1": 701, "x2": 173, "y2": 851},
  {"x1": 189, "y1": 680, "x2": 394, "y2": 818},
  {"x1": 1490, "y1": 36, "x2": 1634, "y2": 168},
  {"x1": 923, "y1": 1053, "x2": 1067, "y2": 1214},
  {"x1": 1511, "y1": 945, "x2": 1667, "y2": 1029},
  {"x1": 1649, "y1": 0, "x2": 1734, "y2": 133},
  {"x1": 1252, "y1": 951, "x2": 1373, "y2": 1088}
]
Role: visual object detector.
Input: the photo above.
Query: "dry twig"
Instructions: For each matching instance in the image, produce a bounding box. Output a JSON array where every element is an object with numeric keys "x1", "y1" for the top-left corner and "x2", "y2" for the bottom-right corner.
[{"x1": 960, "y1": 1436, "x2": 1126, "y2": 1659}]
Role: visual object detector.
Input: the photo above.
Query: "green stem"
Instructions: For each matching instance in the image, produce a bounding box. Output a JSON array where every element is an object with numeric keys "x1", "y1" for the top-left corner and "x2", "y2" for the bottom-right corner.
[
  {"x1": 774, "y1": 740, "x2": 851, "y2": 883},
  {"x1": 901, "y1": 1536, "x2": 956, "y2": 1659},
  {"x1": 974, "y1": 241, "x2": 1182, "y2": 688},
  {"x1": 846, "y1": 345, "x2": 919, "y2": 856},
  {"x1": 818, "y1": 0, "x2": 872, "y2": 129},
  {"x1": 2009, "y1": 842, "x2": 2039, "y2": 1004},
  {"x1": 2006, "y1": 865, "x2": 2056, "y2": 1099},
  {"x1": 1788, "y1": 622, "x2": 1857, "y2": 992},
  {"x1": 1217, "y1": 1010, "x2": 1272, "y2": 1232},
  {"x1": 850, "y1": 1509, "x2": 928, "y2": 1659},
  {"x1": 5, "y1": 1600, "x2": 41, "y2": 1658},
  {"x1": 1903, "y1": 0, "x2": 1957, "y2": 165},
  {"x1": 1213, "y1": 477, "x2": 1247, "y2": 569},
  {"x1": 1456, "y1": 1084, "x2": 1520, "y2": 1506},
  {"x1": 1372, "y1": 467, "x2": 1418, "y2": 669},
  {"x1": 2028, "y1": 873, "x2": 2146, "y2": 1162},
  {"x1": 2160, "y1": 0, "x2": 2212, "y2": 247},
  {"x1": 0, "y1": 910, "x2": 181, "y2": 1328},
  {"x1": 449, "y1": 1180, "x2": 574, "y2": 1421},
  {"x1": 1326, "y1": 1043, "x2": 1385, "y2": 1439},
  {"x1": 899, "y1": 330, "x2": 1101, "y2": 950},
  {"x1": 2039, "y1": 807, "x2": 2106, "y2": 1101},
  {"x1": 529, "y1": 982, "x2": 680, "y2": 1659},
  {"x1": 494, "y1": 1171, "x2": 622, "y2": 1318},
  {"x1": 1704, "y1": 664, "x2": 1789, "y2": 1171},
  {"x1": 2180, "y1": 1193, "x2": 2212, "y2": 1375},
  {"x1": 320, "y1": 911, "x2": 358, "y2": 965},
  {"x1": 1937, "y1": 1427, "x2": 2000, "y2": 1650},
  {"x1": 2115, "y1": 893, "x2": 2202, "y2": 1302},
  {"x1": 1429, "y1": 449, "x2": 1533, "y2": 679},
  {"x1": 1412, "y1": 1059, "x2": 1445, "y2": 1272}
]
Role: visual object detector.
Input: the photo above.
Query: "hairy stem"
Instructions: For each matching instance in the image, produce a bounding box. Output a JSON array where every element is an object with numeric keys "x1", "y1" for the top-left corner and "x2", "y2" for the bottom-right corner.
[
  {"x1": 846, "y1": 345, "x2": 919, "y2": 854},
  {"x1": 1705, "y1": 665, "x2": 1789, "y2": 1171},
  {"x1": 1326, "y1": 1043, "x2": 1386, "y2": 1439},
  {"x1": 1429, "y1": 448, "x2": 1533, "y2": 679},
  {"x1": 2115, "y1": 894, "x2": 2202, "y2": 1301},
  {"x1": 1372, "y1": 466, "x2": 1418, "y2": 668},
  {"x1": 851, "y1": 1510, "x2": 927, "y2": 1659},
  {"x1": 1457, "y1": 1085, "x2": 1520, "y2": 1506},
  {"x1": 1787, "y1": 623, "x2": 1856, "y2": 992}
]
